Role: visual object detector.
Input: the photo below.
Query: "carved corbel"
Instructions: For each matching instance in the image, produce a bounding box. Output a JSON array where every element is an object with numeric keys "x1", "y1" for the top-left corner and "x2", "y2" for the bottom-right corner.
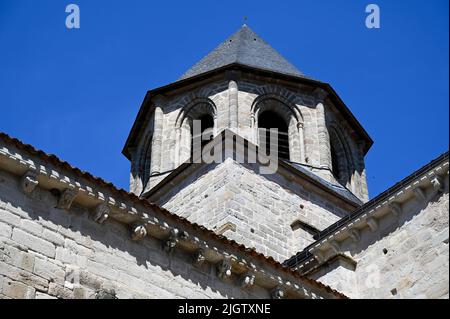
[
  {"x1": 92, "y1": 203, "x2": 110, "y2": 224},
  {"x1": 349, "y1": 229, "x2": 361, "y2": 242},
  {"x1": 163, "y1": 228, "x2": 179, "y2": 253},
  {"x1": 192, "y1": 249, "x2": 206, "y2": 267},
  {"x1": 57, "y1": 188, "x2": 78, "y2": 211},
  {"x1": 389, "y1": 202, "x2": 402, "y2": 217},
  {"x1": 239, "y1": 272, "x2": 256, "y2": 289},
  {"x1": 431, "y1": 176, "x2": 444, "y2": 193},
  {"x1": 367, "y1": 217, "x2": 378, "y2": 232},
  {"x1": 20, "y1": 170, "x2": 38, "y2": 195},
  {"x1": 413, "y1": 187, "x2": 426, "y2": 202},
  {"x1": 131, "y1": 223, "x2": 147, "y2": 241},
  {"x1": 216, "y1": 257, "x2": 232, "y2": 280},
  {"x1": 312, "y1": 250, "x2": 325, "y2": 263},
  {"x1": 271, "y1": 286, "x2": 285, "y2": 299}
]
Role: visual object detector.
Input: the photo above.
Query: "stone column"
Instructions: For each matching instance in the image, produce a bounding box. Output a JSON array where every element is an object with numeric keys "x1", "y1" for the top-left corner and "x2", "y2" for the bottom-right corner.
[
  {"x1": 315, "y1": 89, "x2": 332, "y2": 172},
  {"x1": 178, "y1": 119, "x2": 191, "y2": 164},
  {"x1": 129, "y1": 147, "x2": 141, "y2": 195},
  {"x1": 251, "y1": 114, "x2": 257, "y2": 144},
  {"x1": 150, "y1": 105, "x2": 164, "y2": 176},
  {"x1": 288, "y1": 120, "x2": 301, "y2": 163},
  {"x1": 174, "y1": 127, "x2": 181, "y2": 168},
  {"x1": 298, "y1": 122, "x2": 306, "y2": 163},
  {"x1": 357, "y1": 141, "x2": 369, "y2": 202},
  {"x1": 228, "y1": 80, "x2": 238, "y2": 133}
]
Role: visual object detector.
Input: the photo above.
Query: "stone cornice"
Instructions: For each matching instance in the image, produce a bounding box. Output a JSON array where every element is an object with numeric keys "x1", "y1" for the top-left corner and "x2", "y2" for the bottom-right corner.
[
  {"x1": 290, "y1": 154, "x2": 449, "y2": 272},
  {"x1": 0, "y1": 132, "x2": 346, "y2": 299}
]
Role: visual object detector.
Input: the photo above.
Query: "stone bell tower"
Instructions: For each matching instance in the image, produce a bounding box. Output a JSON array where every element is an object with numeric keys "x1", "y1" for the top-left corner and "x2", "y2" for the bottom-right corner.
[{"x1": 122, "y1": 25, "x2": 373, "y2": 261}]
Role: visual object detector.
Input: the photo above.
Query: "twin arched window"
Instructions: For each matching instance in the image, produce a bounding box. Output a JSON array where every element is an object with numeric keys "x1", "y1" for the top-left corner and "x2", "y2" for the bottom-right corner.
[{"x1": 253, "y1": 96, "x2": 304, "y2": 163}]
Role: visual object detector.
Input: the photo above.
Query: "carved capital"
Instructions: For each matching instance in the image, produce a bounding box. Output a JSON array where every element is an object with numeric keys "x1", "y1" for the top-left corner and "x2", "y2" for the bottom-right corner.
[
  {"x1": 20, "y1": 170, "x2": 38, "y2": 195},
  {"x1": 193, "y1": 249, "x2": 206, "y2": 267},
  {"x1": 389, "y1": 202, "x2": 402, "y2": 217},
  {"x1": 92, "y1": 203, "x2": 110, "y2": 224},
  {"x1": 216, "y1": 257, "x2": 232, "y2": 280},
  {"x1": 239, "y1": 272, "x2": 256, "y2": 289},
  {"x1": 131, "y1": 223, "x2": 147, "y2": 241},
  {"x1": 163, "y1": 228, "x2": 179, "y2": 253},
  {"x1": 297, "y1": 122, "x2": 304, "y2": 130},
  {"x1": 271, "y1": 286, "x2": 285, "y2": 299},
  {"x1": 57, "y1": 188, "x2": 78, "y2": 211}
]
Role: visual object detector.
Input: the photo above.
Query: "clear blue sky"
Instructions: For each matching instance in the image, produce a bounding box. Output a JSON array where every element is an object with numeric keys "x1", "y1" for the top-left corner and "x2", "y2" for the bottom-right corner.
[{"x1": 0, "y1": 0, "x2": 448, "y2": 198}]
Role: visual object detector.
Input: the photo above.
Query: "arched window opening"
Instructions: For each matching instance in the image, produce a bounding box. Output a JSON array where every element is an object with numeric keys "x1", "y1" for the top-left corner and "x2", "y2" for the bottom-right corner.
[
  {"x1": 331, "y1": 143, "x2": 341, "y2": 182},
  {"x1": 329, "y1": 126, "x2": 355, "y2": 188},
  {"x1": 191, "y1": 114, "x2": 214, "y2": 157},
  {"x1": 139, "y1": 136, "x2": 152, "y2": 189},
  {"x1": 258, "y1": 111, "x2": 290, "y2": 160}
]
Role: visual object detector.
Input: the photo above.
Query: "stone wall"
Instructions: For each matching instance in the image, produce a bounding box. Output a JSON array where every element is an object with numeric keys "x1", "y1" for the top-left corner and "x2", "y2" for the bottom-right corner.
[
  {"x1": 0, "y1": 134, "x2": 344, "y2": 300},
  {"x1": 152, "y1": 155, "x2": 355, "y2": 262},
  {"x1": 129, "y1": 74, "x2": 368, "y2": 202},
  {"x1": 0, "y1": 169, "x2": 269, "y2": 299},
  {"x1": 309, "y1": 173, "x2": 449, "y2": 299}
]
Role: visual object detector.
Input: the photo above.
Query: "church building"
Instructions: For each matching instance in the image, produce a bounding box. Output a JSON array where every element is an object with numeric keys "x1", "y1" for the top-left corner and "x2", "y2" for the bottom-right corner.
[{"x1": 0, "y1": 25, "x2": 448, "y2": 299}]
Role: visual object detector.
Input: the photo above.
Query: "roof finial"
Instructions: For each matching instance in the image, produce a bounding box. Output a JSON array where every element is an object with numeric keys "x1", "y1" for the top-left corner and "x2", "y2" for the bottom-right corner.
[{"x1": 243, "y1": 16, "x2": 248, "y2": 27}]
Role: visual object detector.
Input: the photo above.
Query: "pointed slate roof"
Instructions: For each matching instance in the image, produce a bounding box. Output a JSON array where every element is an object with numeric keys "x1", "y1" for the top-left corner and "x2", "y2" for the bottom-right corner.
[{"x1": 180, "y1": 25, "x2": 304, "y2": 80}]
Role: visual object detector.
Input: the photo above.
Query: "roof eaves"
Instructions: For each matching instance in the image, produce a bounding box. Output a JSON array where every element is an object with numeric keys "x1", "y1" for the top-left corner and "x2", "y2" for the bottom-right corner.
[
  {"x1": 122, "y1": 64, "x2": 373, "y2": 160},
  {"x1": 283, "y1": 150, "x2": 449, "y2": 268},
  {"x1": 0, "y1": 130, "x2": 347, "y2": 299}
]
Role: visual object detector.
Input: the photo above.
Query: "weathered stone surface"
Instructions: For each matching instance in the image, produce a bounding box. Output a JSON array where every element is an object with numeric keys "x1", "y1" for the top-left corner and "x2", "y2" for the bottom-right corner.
[
  {"x1": 0, "y1": 209, "x2": 21, "y2": 227},
  {"x1": 311, "y1": 183, "x2": 449, "y2": 299},
  {"x1": 153, "y1": 158, "x2": 349, "y2": 261},
  {"x1": 0, "y1": 222, "x2": 12, "y2": 239},
  {"x1": 12, "y1": 228, "x2": 55, "y2": 258},
  {"x1": 35, "y1": 292, "x2": 57, "y2": 299},
  {"x1": 0, "y1": 170, "x2": 292, "y2": 299},
  {"x1": 1, "y1": 279, "x2": 35, "y2": 299},
  {"x1": 33, "y1": 258, "x2": 65, "y2": 285}
]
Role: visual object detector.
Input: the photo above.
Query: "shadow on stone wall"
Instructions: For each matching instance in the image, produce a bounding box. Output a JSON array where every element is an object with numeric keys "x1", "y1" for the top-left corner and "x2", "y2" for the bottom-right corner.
[{"x1": 0, "y1": 170, "x2": 267, "y2": 299}]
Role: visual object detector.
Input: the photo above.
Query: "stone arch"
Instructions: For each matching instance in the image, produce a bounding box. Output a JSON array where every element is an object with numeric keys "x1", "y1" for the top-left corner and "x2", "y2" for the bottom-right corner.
[
  {"x1": 251, "y1": 94, "x2": 305, "y2": 163},
  {"x1": 174, "y1": 98, "x2": 217, "y2": 166},
  {"x1": 254, "y1": 84, "x2": 308, "y2": 110},
  {"x1": 328, "y1": 123, "x2": 355, "y2": 189},
  {"x1": 175, "y1": 97, "x2": 217, "y2": 128}
]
